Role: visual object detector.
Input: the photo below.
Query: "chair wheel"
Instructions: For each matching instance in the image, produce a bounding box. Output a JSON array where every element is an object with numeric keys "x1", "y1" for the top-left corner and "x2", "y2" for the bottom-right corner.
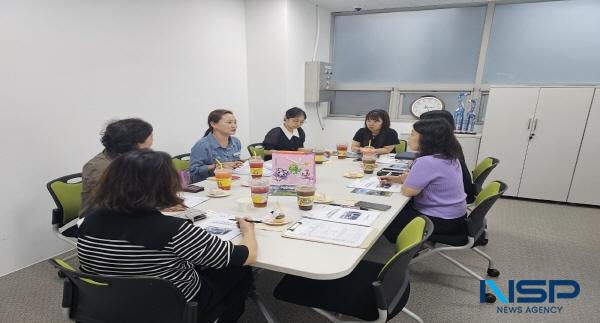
[
  {"x1": 480, "y1": 238, "x2": 489, "y2": 246},
  {"x1": 57, "y1": 270, "x2": 66, "y2": 278},
  {"x1": 487, "y1": 268, "x2": 500, "y2": 277},
  {"x1": 485, "y1": 293, "x2": 496, "y2": 303}
]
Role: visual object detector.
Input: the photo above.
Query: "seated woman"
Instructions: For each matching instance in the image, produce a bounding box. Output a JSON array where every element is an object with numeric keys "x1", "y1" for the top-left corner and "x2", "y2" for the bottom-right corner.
[
  {"x1": 380, "y1": 118, "x2": 467, "y2": 242},
  {"x1": 190, "y1": 109, "x2": 244, "y2": 183},
  {"x1": 420, "y1": 110, "x2": 475, "y2": 204},
  {"x1": 81, "y1": 118, "x2": 153, "y2": 215},
  {"x1": 78, "y1": 149, "x2": 257, "y2": 322},
  {"x1": 351, "y1": 109, "x2": 399, "y2": 155},
  {"x1": 262, "y1": 107, "x2": 310, "y2": 160}
]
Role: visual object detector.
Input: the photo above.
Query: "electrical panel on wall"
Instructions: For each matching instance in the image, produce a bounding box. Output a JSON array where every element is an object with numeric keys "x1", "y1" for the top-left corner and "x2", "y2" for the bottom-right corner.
[{"x1": 305, "y1": 61, "x2": 334, "y2": 104}]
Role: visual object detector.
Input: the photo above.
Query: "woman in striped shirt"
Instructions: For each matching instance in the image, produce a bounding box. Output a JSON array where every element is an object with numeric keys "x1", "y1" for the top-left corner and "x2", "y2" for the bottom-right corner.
[{"x1": 78, "y1": 149, "x2": 257, "y2": 323}]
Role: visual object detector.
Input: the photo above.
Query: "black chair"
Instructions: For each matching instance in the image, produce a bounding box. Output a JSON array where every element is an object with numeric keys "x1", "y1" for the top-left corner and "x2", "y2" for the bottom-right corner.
[
  {"x1": 49, "y1": 258, "x2": 208, "y2": 323},
  {"x1": 247, "y1": 143, "x2": 265, "y2": 158},
  {"x1": 411, "y1": 181, "x2": 507, "y2": 303},
  {"x1": 274, "y1": 217, "x2": 433, "y2": 323},
  {"x1": 172, "y1": 153, "x2": 191, "y2": 171}
]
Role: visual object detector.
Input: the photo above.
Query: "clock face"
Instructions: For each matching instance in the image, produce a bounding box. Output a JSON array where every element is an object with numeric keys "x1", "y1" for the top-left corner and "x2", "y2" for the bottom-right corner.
[{"x1": 410, "y1": 96, "x2": 444, "y2": 117}]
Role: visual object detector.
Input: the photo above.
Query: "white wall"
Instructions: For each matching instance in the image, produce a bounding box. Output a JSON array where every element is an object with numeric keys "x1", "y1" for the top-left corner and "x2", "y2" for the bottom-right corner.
[{"x1": 0, "y1": 0, "x2": 249, "y2": 276}]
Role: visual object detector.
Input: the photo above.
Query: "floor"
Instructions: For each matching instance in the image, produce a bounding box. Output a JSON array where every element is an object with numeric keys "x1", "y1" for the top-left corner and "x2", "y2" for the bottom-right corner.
[{"x1": 1, "y1": 198, "x2": 599, "y2": 322}]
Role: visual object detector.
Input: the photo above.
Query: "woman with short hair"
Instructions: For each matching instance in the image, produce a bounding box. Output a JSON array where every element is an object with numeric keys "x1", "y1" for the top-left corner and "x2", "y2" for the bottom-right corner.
[
  {"x1": 351, "y1": 109, "x2": 399, "y2": 155},
  {"x1": 81, "y1": 118, "x2": 153, "y2": 214},
  {"x1": 380, "y1": 118, "x2": 467, "y2": 241},
  {"x1": 78, "y1": 149, "x2": 257, "y2": 322}
]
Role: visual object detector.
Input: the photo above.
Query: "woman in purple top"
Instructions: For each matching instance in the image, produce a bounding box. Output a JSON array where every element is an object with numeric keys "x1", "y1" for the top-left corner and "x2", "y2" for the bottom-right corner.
[{"x1": 380, "y1": 118, "x2": 467, "y2": 242}]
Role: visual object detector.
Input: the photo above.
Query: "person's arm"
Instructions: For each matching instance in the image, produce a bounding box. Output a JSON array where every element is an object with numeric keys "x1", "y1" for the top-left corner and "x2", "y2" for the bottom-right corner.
[
  {"x1": 401, "y1": 158, "x2": 431, "y2": 198},
  {"x1": 379, "y1": 129, "x2": 400, "y2": 154},
  {"x1": 171, "y1": 221, "x2": 253, "y2": 268},
  {"x1": 377, "y1": 145, "x2": 395, "y2": 154},
  {"x1": 351, "y1": 140, "x2": 362, "y2": 153},
  {"x1": 237, "y1": 217, "x2": 257, "y2": 265},
  {"x1": 189, "y1": 142, "x2": 215, "y2": 181}
]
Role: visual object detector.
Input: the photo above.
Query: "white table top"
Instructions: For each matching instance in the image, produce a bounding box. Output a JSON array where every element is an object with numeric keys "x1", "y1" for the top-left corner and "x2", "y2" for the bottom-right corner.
[{"x1": 192, "y1": 157, "x2": 410, "y2": 280}]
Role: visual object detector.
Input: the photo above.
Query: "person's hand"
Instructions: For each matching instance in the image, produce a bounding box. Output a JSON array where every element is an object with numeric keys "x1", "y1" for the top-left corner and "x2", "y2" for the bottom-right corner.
[
  {"x1": 378, "y1": 175, "x2": 402, "y2": 185},
  {"x1": 222, "y1": 161, "x2": 239, "y2": 169},
  {"x1": 236, "y1": 217, "x2": 255, "y2": 233},
  {"x1": 234, "y1": 160, "x2": 244, "y2": 168},
  {"x1": 161, "y1": 204, "x2": 187, "y2": 212},
  {"x1": 360, "y1": 147, "x2": 375, "y2": 154}
]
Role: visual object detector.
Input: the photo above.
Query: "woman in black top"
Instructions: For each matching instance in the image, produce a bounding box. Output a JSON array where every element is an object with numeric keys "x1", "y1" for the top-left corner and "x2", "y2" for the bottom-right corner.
[
  {"x1": 351, "y1": 109, "x2": 400, "y2": 155},
  {"x1": 262, "y1": 107, "x2": 310, "y2": 159},
  {"x1": 78, "y1": 149, "x2": 258, "y2": 323},
  {"x1": 420, "y1": 110, "x2": 476, "y2": 204}
]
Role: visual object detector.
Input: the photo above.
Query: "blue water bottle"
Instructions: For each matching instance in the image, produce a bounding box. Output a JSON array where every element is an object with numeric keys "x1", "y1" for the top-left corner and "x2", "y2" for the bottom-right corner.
[
  {"x1": 454, "y1": 92, "x2": 465, "y2": 132},
  {"x1": 466, "y1": 99, "x2": 477, "y2": 133}
]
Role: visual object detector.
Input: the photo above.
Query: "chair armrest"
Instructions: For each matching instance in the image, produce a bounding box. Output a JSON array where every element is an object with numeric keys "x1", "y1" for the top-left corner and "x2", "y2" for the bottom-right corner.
[
  {"x1": 52, "y1": 208, "x2": 62, "y2": 226},
  {"x1": 184, "y1": 301, "x2": 198, "y2": 323},
  {"x1": 372, "y1": 281, "x2": 387, "y2": 311}
]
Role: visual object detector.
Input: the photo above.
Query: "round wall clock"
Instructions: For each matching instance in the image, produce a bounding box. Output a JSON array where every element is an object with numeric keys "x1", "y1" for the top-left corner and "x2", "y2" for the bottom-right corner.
[{"x1": 410, "y1": 96, "x2": 444, "y2": 117}]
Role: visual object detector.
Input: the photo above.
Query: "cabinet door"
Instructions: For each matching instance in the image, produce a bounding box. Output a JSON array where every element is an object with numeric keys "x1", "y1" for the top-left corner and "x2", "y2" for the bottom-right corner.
[
  {"x1": 478, "y1": 87, "x2": 540, "y2": 196},
  {"x1": 518, "y1": 88, "x2": 594, "y2": 201},
  {"x1": 568, "y1": 88, "x2": 600, "y2": 205}
]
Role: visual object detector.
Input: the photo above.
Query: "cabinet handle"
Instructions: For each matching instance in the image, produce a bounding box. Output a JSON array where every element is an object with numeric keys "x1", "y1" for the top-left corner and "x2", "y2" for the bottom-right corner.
[
  {"x1": 527, "y1": 118, "x2": 532, "y2": 130},
  {"x1": 533, "y1": 118, "x2": 538, "y2": 131}
]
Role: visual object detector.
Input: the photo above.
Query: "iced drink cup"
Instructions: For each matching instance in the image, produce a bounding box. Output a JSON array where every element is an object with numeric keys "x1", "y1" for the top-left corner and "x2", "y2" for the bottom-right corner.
[
  {"x1": 336, "y1": 143, "x2": 348, "y2": 159},
  {"x1": 249, "y1": 157, "x2": 264, "y2": 178},
  {"x1": 314, "y1": 150, "x2": 325, "y2": 164},
  {"x1": 362, "y1": 155, "x2": 376, "y2": 174},
  {"x1": 250, "y1": 179, "x2": 269, "y2": 208},
  {"x1": 214, "y1": 168, "x2": 232, "y2": 190},
  {"x1": 296, "y1": 184, "x2": 316, "y2": 210}
]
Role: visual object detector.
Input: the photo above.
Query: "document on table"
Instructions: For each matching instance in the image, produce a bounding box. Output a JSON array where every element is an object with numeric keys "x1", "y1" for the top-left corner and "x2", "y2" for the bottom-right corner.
[
  {"x1": 348, "y1": 176, "x2": 401, "y2": 193},
  {"x1": 179, "y1": 193, "x2": 210, "y2": 208},
  {"x1": 305, "y1": 204, "x2": 381, "y2": 226},
  {"x1": 282, "y1": 218, "x2": 372, "y2": 248},
  {"x1": 233, "y1": 160, "x2": 273, "y2": 176},
  {"x1": 196, "y1": 211, "x2": 241, "y2": 241}
]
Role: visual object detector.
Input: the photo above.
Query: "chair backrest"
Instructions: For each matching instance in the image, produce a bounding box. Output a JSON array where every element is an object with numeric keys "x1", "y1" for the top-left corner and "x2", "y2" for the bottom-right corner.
[
  {"x1": 172, "y1": 153, "x2": 191, "y2": 171},
  {"x1": 47, "y1": 173, "x2": 83, "y2": 227},
  {"x1": 374, "y1": 216, "x2": 433, "y2": 318},
  {"x1": 49, "y1": 258, "x2": 197, "y2": 323},
  {"x1": 467, "y1": 180, "x2": 507, "y2": 240},
  {"x1": 247, "y1": 143, "x2": 265, "y2": 158},
  {"x1": 394, "y1": 140, "x2": 407, "y2": 153},
  {"x1": 472, "y1": 157, "x2": 499, "y2": 193}
]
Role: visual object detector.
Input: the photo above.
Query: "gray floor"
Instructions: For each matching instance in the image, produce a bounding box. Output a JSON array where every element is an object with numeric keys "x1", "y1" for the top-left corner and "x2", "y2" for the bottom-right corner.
[{"x1": 1, "y1": 198, "x2": 599, "y2": 323}]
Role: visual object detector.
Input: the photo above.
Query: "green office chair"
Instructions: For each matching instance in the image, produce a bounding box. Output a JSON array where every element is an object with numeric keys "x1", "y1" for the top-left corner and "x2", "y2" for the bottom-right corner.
[
  {"x1": 274, "y1": 217, "x2": 434, "y2": 323},
  {"x1": 411, "y1": 180, "x2": 507, "y2": 304},
  {"x1": 247, "y1": 143, "x2": 265, "y2": 158},
  {"x1": 49, "y1": 258, "x2": 206, "y2": 323},
  {"x1": 472, "y1": 157, "x2": 499, "y2": 196},
  {"x1": 47, "y1": 174, "x2": 82, "y2": 247},
  {"x1": 172, "y1": 153, "x2": 191, "y2": 171},
  {"x1": 395, "y1": 140, "x2": 408, "y2": 153}
]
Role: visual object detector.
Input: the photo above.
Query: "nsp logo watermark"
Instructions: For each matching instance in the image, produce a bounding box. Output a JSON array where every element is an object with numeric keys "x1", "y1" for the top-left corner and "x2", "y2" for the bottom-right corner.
[{"x1": 481, "y1": 279, "x2": 580, "y2": 314}]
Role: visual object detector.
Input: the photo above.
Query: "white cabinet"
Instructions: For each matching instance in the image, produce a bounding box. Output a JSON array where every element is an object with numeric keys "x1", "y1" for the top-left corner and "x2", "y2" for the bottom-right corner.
[
  {"x1": 568, "y1": 88, "x2": 600, "y2": 205},
  {"x1": 478, "y1": 87, "x2": 595, "y2": 202}
]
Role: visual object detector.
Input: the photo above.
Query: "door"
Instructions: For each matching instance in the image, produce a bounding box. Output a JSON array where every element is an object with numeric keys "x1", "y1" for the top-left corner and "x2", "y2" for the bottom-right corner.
[
  {"x1": 518, "y1": 88, "x2": 594, "y2": 201},
  {"x1": 568, "y1": 88, "x2": 600, "y2": 205},
  {"x1": 478, "y1": 87, "x2": 540, "y2": 196}
]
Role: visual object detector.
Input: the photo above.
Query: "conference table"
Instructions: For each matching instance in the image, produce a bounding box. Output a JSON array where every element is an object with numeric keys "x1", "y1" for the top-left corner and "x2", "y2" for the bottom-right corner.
[
  {"x1": 192, "y1": 156, "x2": 410, "y2": 280},
  {"x1": 187, "y1": 156, "x2": 411, "y2": 322}
]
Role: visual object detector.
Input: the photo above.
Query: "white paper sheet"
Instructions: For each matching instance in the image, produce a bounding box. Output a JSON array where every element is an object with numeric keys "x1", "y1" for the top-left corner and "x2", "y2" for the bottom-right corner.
[
  {"x1": 282, "y1": 218, "x2": 372, "y2": 248},
  {"x1": 179, "y1": 193, "x2": 210, "y2": 208},
  {"x1": 196, "y1": 211, "x2": 241, "y2": 241},
  {"x1": 347, "y1": 176, "x2": 401, "y2": 193},
  {"x1": 305, "y1": 204, "x2": 381, "y2": 226}
]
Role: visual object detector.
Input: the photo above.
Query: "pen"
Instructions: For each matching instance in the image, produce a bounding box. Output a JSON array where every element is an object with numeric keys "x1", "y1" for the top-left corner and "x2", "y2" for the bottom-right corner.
[
  {"x1": 228, "y1": 218, "x2": 263, "y2": 223},
  {"x1": 329, "y1": 203, "x2": 368, "y2": 211}
]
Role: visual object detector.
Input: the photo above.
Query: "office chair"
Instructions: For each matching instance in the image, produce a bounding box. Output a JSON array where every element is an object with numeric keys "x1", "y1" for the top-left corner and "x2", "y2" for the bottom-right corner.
[
  {"x1": 395, "y1": 140, "x2": 408, "y2": 153},
  {"x1": 47, "y1": 173, "x2": 82, "y2": 264},
  {"x1": 472, "y1": 157, "x2": 499, "y2": 196},
  {"x1": 411, "y1": 180, "x2": 507, "y2": 304},
  {"x1": 172, "y1": 153, "x2": 191, "y2": 171},
  {"x1": 247, "y1": 143, "x2": 265, "y2": 158},
  {"x1": 274, "y1": 217, "x2": 433, "y2": 323},
  {"x1": 49, "y1": 258, "x2": 206, "y2": 323}
]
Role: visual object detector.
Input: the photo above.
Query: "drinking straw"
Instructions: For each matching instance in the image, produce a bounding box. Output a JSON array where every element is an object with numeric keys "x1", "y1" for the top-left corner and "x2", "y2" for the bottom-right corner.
[
  {"x1": 368, "y1": 140, "x2": 372, "y2": 147},
  {"x1": 215, "y1": 159, "x2": 223, "y2": 169}
]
